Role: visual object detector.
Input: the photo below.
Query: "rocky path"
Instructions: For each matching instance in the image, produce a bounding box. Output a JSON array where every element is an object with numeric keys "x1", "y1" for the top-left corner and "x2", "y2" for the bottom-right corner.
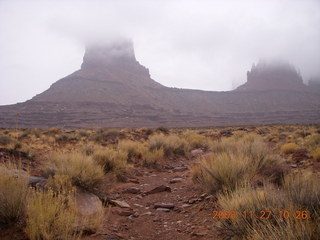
[{"x1": 86, "y1": 154, "x2": 218, "y2": 240}]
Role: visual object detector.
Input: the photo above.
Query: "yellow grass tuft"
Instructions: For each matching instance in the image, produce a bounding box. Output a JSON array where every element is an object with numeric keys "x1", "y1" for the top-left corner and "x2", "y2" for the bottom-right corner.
[
  {"x1": 218, "y1": 187, "x2": 316, "y2": 239},
  {"x1": 0, "y1": 164, "x2": 29, "y2": 226},
  {"x1": 284, "y1": 171, "x2": 320, "y2": 218},
  {"x1": 25, "y1": 189, "x2": 79, "y2": 240},
  {"x1": 193, "y1": 136, "x2": 278, "y2": 193},
  {"x1": 93, "y1": 148, "x2": 128, "y2": 180},
  {"x1": 45, "y1": 152, "x2": 104, "y2": 191},
  {"x1": 182, "y1": 130, "x2": 207, "y2": 149},
  {"x1": 148, "y1": 134, "x2": 189, "y2": 156},
  {"x1": 311, "y1": 149, "x2": 320, "y2": 162},
  {"x1": 142, "y1": 148, "x2": 164, "y2": 168},
  {"x1": 280, "y1": 143, "x2": 299, "y2": 154},
  {"x1": 117, "y1": 140, "x2": 147, "y2": 161}
]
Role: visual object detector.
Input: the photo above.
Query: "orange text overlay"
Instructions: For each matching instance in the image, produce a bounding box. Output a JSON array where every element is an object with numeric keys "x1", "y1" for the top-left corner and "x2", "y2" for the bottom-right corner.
[{"x1": 212, "y1": 210, "x2": 309, "y2": 220}]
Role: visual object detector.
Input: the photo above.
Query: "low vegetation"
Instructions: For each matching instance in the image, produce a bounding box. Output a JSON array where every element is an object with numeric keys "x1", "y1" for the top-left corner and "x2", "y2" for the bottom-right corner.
[
  {"x1": 0, "y1": 125, "x2": 319, "y2": 240},
  {"x1": 25, "y1": 189, "x2": 79, "y2": 240},
  {"x1": 44, "y1": 152, "x2": 105, "y2": 191},
  {"x1": 0, "y1": 164, "x2": 29, "y2": 226},
  {"x1": 192, "y1": 135, "x2": 279, "y2": 193},
  {"x1": 280, "y1": 142, "x2": 300, "y2": 154},
  {"x1": 218, "y1": 186, "x2": 316, "y2": 239},
  {"x1": 190, "y1": 128, "x2": 320, "y2": 239},
  {"x1": 148, "y1": 134, "x2": 189, "y2": 157},
  {"x1": 93, "y1": 148, "x2": 128, "y2": 180}
]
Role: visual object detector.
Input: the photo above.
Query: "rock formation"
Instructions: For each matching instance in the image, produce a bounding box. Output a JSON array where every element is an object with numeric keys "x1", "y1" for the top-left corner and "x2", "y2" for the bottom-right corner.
[
  {"x1": 235, "y1": 60, "x2": 309, "y2": 91},
  {"x1": 0, "y1": 41, "x2": 319, "y2": 128}
]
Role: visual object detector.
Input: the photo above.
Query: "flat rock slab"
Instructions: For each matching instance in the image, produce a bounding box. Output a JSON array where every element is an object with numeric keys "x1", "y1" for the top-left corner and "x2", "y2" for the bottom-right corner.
[
  {"x1": 169, "y1": 177, "x2": 183, "y2": 184},
  {"x1": 173, "y1": 166, "x2": 188, "y2": 172},
  {"x1": 156, "y1": 208, "x2": 171, "y2": 212},
  {"x1": 154, "y1": 203, "x2": 175, "y2": 209},
  {"x1": 145, "y1": 185, "x2": 171, "y2": 195},
  {"x1": 110, "y1": 200, "x2": 131, "y2": 208},
  {"x1": 123, "y1": 187, "x2": 141, "y2": 194},
  {"x1": 112, "y1": 208, "x2": 134, "y2": 216}
]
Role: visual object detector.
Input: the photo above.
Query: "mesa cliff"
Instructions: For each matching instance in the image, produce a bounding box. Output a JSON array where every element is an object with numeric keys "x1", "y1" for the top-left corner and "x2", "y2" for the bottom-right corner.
[{"x1": 0, "y1": 40, "x2": 319, "y2": 128}]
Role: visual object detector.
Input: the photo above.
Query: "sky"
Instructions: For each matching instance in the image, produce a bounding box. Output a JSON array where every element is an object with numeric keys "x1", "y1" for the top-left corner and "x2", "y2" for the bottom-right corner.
[{"x1": 0, "y1": 0, "x2": 319, "y2": 105}]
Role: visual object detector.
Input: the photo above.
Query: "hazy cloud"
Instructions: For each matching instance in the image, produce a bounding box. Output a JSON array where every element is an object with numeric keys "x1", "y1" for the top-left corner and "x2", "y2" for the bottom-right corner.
[{"x1": 0, "y1": 0, "x2": 319, "y2": 105}]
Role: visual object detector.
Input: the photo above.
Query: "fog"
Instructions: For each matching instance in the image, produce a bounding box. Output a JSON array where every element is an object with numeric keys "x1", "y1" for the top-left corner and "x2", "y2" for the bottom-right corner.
[{"x1": 0, "y1": 0, "x2": 319, "y2": 105}]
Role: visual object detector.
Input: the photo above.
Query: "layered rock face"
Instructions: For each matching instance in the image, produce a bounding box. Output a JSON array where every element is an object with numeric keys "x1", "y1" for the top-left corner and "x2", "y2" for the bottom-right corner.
[
  {"x1": 236, "y1": 61, "x2": 309, "y2": 91},
  {"x1": 0, "y1": 41, "x2": 319, "y2": 128},
  {"x1": 32, "y1": 40, "x2": 164, "y2": 105}
]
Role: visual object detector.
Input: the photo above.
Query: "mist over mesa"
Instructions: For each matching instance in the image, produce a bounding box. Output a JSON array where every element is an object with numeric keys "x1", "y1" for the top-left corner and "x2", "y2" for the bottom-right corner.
[{"x1": 0, "y1": 0, "x2": 320, "y2": 105}]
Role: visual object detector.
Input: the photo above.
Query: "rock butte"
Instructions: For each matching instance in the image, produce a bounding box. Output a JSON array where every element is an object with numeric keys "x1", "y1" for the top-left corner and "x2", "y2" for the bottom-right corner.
[{"x1": 0, "y1": 39, "x2": 319, "y2": 127}]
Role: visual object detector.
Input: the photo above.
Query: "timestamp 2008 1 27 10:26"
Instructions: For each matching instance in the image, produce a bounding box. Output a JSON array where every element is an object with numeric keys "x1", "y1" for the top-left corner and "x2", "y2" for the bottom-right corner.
[{"x1": 212, "y1": 210, "x2": 309, "y2": 220}]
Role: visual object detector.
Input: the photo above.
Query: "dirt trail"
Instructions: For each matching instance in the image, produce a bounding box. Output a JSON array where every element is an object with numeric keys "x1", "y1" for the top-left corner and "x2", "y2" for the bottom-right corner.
[{"x1": 86, "y1": 154, "x2": 218, "y2": 240}]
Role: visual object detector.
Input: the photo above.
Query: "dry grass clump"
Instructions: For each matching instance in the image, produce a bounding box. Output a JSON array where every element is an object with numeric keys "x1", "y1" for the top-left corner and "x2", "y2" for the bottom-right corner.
[
  {"x1": 247, "y1": 219, "x2": 314, "y2": 240},
  {"x1": 280, "y1": 143, "x2": 300, "y2": 154},
  {"x1": 82, "y1": 144, "x2": 96, "y2": 156},
  {"x1": 93, "y1": 148, "x2": 128, "y2": 180},
  {"x1": 311, "y1": 149, "x2": 320, "y2": 162},
  {"x1": 0, "y1": 135, "x2": 12, "y2": 146},
  {"x1": 148, "y1": 134, "x2": 189, "y2": 156},
  {"x1": 45, "y1": 152, "x2": 104, "y2": 191},
  {"x1": 46, "y1": 174, "x2": 74, "y2": 194},
  {"x1": 182, "y1": 130, "x2": 207, "y2": 149},
  {"x1": 117, "y1": 140, "x2": 146, "y2": 161},
  {"x1": 90, "y1": 128, "x2": 123, "y2": 143},
  {"x1": 192, "y1": 153, "x2": 251, "y2": 193},
  {"x1": 217, "y1": 187, "x2": 284, "y2": 238},
  {"x1": 193, "y1": 136, "x2": 278, "y2": 193},
  {"x1": 156, "y1": 126, "x2": 169, "y2": 134},
  {"x1": 307, "y1": 134, "x2": 320, "y2": 149},
  {"x1": 0, "y1": 164, "x2": 29, "y2": 226},
  {"x1": 217, "y1": 187, "x2": 316, "y2": 239},
  {"x1": 25, "y1": 189, "x2": 80, "y2": 240},
  {"x1": 284, "y1": 172, "x2": 320, "y2": 218},
  {"x1": 142, "y1": 148, "x2": 164, "y2": 168}
]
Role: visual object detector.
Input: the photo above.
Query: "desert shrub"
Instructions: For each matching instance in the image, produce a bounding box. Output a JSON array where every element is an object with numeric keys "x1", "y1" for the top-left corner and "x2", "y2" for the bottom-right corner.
[
  {"x1": 0, "y1": 164, "x2": 29, "y2": 226},
  {"x1": 217, "y1": 187, "x2": 284, "y2": 238},
  {"x1": 13, "y1": 142, "x2": 22, "y2": 150},
  {"x1": 296, "y1": 131, "x2": 311, "y2": 138},
  {"x1": 194, "y1": 137, "x2": 278, "y2": 193},
  {"x1": 209, "y1": 137, "x2": 237, "y2": 154},
  {"x1": 90, "y1": 129, "x2": 122, "y2": 142},
  {"x1": 55, "y1": 134, "x2": 70, "y2": 143},
  {"x1": 82, "y1": 144, "x2": 96, "y2": 156},
  {"x1": 148, "y1": 134, "x2": 189, "y2": 156},
  {"x1": 280, "y1": 143, "x2": 300, "y2": 154},
  {"x1": 46, "y1": 174, "x2": 74, "y2": 194},
  {"x1": 139, "y1": 128, "x2": 154, "y2": 136},
  {"x1": 156, "y1": 126, "x2": 169, "y2": 134},
  {"x1": 18, "y1": 128, "x2": 41, "y2": 139},
  {"x1": 78, "y1": 131, "x2": 89, "y2": 137},
  {"x1": 311, "y1": 149, "x2": 320, "y2": 162},
  {"x1": 46, "y1": 152, "x2": 104, "y2": 191},
  {"x1": 0, "y1": 135, "x2": 12, "y2": 146},
  {"x1": 247, "y1": 219, "x2": 315, "y2": 240},
  {"x1": 25, "y1": 189, "x2": 79, "y2": 240},
  {"x1": 93, "y1": 148, "x2": 128, "y2": 180},
  {"x1": 284, "y1": 172, "x2": 320, "y2": 218},
  {"x1": 192, "y1": 153, "x2": 252, "y2": 193},
  {"x1": 142, "y1": 148, "x2": 164, "y2": 168},
  {"x1": 182, "y1": 130, "x2": 207, "y2": 149},
  {"x1": 307, "y1": 134, "x2": 320, "y2": 148},
  {"x1": 218, "y1": 187, "x2": 315, "y2": 240},
  {"x1": 117, "y1": 140, "x2": 147, "y2": 161}
]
